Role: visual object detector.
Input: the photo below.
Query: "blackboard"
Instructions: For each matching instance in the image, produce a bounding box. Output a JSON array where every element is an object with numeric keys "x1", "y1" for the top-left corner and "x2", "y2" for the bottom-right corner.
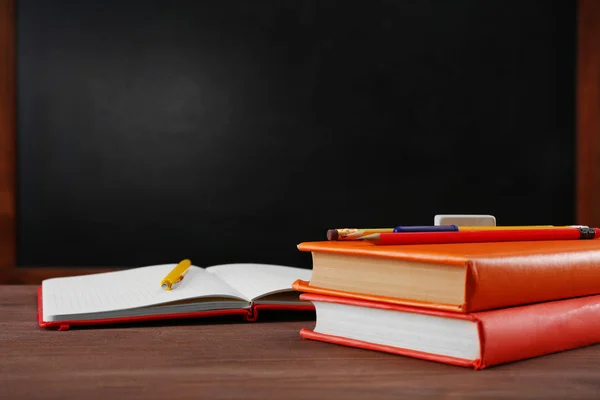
[{"x1": 16, "y1": 0, "x2": 577, "y2": 268}]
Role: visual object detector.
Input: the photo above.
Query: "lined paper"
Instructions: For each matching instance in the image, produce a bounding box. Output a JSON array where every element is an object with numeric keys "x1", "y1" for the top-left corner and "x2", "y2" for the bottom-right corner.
[
  {"x1": 42, "y1": 264, "x2": 246, "y2": 321},
  {"x1": 206, "y1": 263, "x2": 312, "y2": 301}
]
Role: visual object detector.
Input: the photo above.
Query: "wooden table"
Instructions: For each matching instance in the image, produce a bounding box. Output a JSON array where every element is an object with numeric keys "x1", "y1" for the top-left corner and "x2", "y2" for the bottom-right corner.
[{"x1": 2, "y1": 286, "x2": 600, "y2": 399}]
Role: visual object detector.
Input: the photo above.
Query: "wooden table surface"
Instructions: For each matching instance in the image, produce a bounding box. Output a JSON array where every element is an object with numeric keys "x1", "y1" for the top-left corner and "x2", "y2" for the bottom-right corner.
[{"x1": 2, "y1": 285, "x2": 600, "y2": 399}]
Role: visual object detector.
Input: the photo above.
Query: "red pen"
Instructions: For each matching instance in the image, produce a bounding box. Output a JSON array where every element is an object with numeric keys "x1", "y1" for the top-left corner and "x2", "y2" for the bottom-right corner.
[{"x1": 359, "y1": 227, "x2": 600, "y2": 245}]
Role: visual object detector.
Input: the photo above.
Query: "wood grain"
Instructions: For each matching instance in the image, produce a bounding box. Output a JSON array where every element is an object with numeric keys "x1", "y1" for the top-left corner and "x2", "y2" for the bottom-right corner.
[
  {"x1": 2, "y1": 286, "x2": 600, "y2": 400},
  {"x1": 0, "y1": 0, "x2": 15, "y2": 274},
  {"x1": 577, "y1": 0, "x2": 600, "y2": 226}
]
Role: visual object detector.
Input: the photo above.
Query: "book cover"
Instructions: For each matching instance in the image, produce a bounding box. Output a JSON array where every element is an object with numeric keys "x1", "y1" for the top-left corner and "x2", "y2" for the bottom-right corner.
[
  {"x1": 299, "y1": 292, "x2": 600, "y2": 369},
  {"x1": 297, "y1": 240, "x2": 600, "y2": 312}
]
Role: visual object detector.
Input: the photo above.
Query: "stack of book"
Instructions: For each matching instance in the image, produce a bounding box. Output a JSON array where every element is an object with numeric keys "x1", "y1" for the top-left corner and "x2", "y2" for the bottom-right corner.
[{"x1": 293, "y1": 221, "x2": 600, "y2": 370}]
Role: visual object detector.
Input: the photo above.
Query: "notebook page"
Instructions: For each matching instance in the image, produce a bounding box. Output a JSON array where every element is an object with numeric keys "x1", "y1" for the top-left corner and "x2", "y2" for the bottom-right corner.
[
  {"x1": 42, "y1": 264, "x2": 248, "y2": 321},
  {"x1": 205, "y1": 263, "x2": 312, "y2": 301}
]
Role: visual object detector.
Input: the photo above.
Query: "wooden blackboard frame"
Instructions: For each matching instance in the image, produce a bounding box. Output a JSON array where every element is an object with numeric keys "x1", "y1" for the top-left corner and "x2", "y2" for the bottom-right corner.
[
  {"x1": 576, "y1": 0, "x2": 600, "y2": 235},
  {"x1": 1, "y1": 0, "x2": 599, "y2": 284}
]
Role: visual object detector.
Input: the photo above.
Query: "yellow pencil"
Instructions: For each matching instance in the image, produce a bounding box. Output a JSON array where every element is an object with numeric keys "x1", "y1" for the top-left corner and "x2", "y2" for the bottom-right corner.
[
  {"x1": 327, "y1": 225, "x2": 587, "y2": 240},
  {"x1": 327, "y1": 228, "x2": 394, "y2": 240},
  {"x1": 160, "y1": 259, "x2": 192, "y2": 291}
]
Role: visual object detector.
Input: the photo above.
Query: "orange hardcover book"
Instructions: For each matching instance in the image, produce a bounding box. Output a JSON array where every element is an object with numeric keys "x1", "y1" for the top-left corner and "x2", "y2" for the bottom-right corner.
[
  {"x1": 299, "y1": 292, "x2": 600, "y2": 369},
  {"x1": 294, "y1": 240, "x2": 600, "y2": 312}
]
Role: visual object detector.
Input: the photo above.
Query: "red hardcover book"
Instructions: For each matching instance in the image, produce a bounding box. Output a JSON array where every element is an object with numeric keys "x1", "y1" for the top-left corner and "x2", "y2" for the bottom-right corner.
[
  {"x1": 299, "y1": 293, "x2": 600, "y2": 369},
  {"x1": 37, "y1": 263, "x2": 313, "y2": 330}
]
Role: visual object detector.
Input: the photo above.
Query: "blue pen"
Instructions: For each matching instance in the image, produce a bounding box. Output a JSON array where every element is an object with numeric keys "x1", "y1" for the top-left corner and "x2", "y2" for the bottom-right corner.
[{"x1": 393, "y1": 225, "x2": 459, "y2": 233}]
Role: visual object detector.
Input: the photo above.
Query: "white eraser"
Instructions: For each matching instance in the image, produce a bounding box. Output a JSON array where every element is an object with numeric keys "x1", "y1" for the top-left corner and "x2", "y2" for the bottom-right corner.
[{"x1": 434, "y1": 214, "x2": 496, "y2": 226}]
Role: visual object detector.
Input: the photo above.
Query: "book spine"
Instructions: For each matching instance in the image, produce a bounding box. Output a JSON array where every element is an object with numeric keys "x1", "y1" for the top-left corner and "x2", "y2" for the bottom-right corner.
[{"x1": 476, "y1": 294, "x2": 600, "y2": 368}]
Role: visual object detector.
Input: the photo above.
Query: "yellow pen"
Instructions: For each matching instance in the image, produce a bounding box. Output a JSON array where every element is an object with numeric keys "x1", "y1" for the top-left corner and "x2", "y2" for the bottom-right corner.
[{"x1": 160, "y1": 259, "x2": 192, "y2": 291}]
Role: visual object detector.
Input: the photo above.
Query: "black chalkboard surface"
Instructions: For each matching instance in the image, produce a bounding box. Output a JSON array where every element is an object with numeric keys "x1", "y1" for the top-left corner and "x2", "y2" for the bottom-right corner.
[{"x1": 16, "y1": 0, "x2": 576, "y2": 268}]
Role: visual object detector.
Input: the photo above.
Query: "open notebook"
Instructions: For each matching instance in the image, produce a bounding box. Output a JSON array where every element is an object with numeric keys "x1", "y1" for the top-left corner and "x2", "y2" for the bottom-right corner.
[{"x1": 38, "y1": 263, "x2": 313, "y2": 330}]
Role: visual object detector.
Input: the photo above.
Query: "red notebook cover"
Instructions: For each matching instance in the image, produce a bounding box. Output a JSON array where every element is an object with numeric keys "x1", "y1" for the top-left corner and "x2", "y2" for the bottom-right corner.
[
  {"x1": 37, "y1": 286, "x2": 314, "y2": 331},
  {"x1": 298, "y1": 293, "x2": 600, "y2": 370}
]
